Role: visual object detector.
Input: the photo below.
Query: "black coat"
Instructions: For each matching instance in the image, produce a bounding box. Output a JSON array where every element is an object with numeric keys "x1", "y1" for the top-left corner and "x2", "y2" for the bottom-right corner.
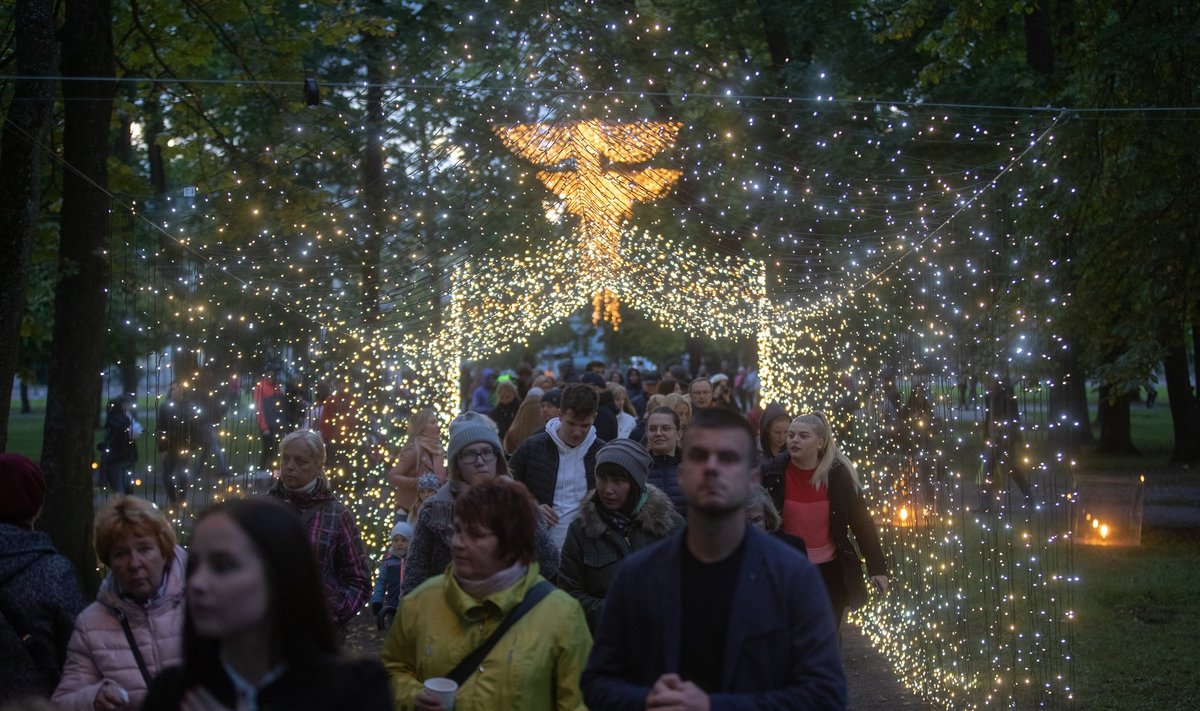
[
  {"x1": 508, "y1": 430, "x2": 605, "y2": 507},
  {"x1": 143, "y1": 657, "x2": 390, "y2": 711},
  {"x1": 102, "y1": 409, "x2": 138, "y2": 464},
  {"x1": 760, "y1": 453, "x2": 887, "y2": 610},
  {"x1": 491, "y1": 399, "x2": 521, "y2": 440},
  {"x1": 594, "y1": 392, "x2": 619, "y2": 442},
  {"x1": 0, "y1": 524, "x2": 87, "y2": 703},
  {"x1": 646, "y1": 451, "x2": 686, "y2": 517}
]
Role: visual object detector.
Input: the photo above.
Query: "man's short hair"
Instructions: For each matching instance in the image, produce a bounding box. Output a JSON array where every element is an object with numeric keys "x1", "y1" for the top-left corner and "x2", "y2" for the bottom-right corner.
[
  {"x1": 684, "y1": 408, "x2": 756, "y2": 459},
  {"x1": 586, "y1": 360, "x2": 606, "y2": 373},
  {"x1": 560, "y1": 382, "x2": 599, "y2": 418}
]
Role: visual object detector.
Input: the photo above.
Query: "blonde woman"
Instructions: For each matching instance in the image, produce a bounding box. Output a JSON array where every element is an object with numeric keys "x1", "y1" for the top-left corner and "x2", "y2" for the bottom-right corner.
[
  {"x1": 387, "y1": 409, "x2": 446, "y2": 516},
  {"x1": 759, "y1": 412, "x2": 887, "y2": 629},
  {"x1": 663, "y1": 392, "x2": 690, "y2": 431},
  {"x1": 643, "y1": 393, "x2": 667, "y2": 415},
  {"x1": 267, "y1": 430, "x2": 371, "y2": 631},
  {"x1": 605, "y1": 382, "x2": 638, "y2": 439}
]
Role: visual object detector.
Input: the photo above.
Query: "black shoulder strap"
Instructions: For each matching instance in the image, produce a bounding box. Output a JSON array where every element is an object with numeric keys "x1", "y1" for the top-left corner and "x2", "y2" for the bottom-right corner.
[
  {"x1": 445, "y1": 580, "x2": 555, "y2": 686},
  {"x1": 113, "y1": 607, "x2": 154, "y2": 686}
]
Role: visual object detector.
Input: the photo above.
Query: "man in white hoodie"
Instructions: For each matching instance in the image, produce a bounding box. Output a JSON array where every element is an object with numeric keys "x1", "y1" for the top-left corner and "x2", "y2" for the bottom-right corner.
[{"x1": 509, "y1": 383, "x2": 606, "y2": 552}]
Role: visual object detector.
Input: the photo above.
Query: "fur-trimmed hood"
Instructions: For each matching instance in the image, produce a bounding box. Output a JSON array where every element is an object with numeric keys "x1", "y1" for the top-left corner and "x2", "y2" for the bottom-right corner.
[{"x1": 576, "y1": 484, "x2": 678, "y2": 540}]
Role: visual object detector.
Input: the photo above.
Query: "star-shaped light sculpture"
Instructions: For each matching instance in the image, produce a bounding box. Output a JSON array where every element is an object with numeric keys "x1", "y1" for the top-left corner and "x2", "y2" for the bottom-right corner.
[{"x1": 494, "y1": 119, "x2": 683, "y2": 327}]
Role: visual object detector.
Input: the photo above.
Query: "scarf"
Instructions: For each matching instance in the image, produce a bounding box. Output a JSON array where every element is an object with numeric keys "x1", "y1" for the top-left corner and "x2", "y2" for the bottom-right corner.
[
  {"x1": 595, "y1": 485, "x2": 648, "y2": 537},
  {"x1": 454, "y1": 561, "x2": 529, "y2": 600},
  {"x1": 284, "y1": 476, "x2": 320, "y2": 495}
]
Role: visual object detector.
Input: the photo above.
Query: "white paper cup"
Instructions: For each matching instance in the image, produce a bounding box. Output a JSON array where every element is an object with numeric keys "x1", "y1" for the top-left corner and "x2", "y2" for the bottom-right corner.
[{"x1": 423, "y1": 677, "x2": 458, "y2": 709}]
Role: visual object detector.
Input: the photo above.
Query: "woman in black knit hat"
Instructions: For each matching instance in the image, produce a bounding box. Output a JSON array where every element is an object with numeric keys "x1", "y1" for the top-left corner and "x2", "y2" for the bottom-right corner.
[{"x1": 558, "y1": 439, "x2": 684, "y2": 632}]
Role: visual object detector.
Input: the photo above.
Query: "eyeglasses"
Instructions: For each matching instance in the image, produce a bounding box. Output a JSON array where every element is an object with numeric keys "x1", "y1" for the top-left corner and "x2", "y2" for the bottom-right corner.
[{"x1": 457, "y1": 447, "x2": 497, "y2": 463}]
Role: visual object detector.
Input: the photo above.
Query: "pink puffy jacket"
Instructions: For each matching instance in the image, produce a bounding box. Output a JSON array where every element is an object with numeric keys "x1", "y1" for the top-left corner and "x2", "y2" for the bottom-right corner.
[{"x1": 52, "y1": 546, "x2": 187, "y2": 710}]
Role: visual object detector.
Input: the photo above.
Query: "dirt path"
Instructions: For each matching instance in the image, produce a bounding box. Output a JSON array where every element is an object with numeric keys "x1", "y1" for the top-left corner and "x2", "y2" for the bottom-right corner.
[{"x1": 842, "y1": 624, "x2": 929, "y2": 709}]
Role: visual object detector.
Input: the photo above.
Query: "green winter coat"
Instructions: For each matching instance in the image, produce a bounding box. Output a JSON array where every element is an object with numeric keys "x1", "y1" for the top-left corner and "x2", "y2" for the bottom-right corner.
[
  {"x1": 558, "y1": 485, "x2": 684, "y2": 632},
  {"x1": 382, "y1": 562, "x2": 591, "y2": 711}
]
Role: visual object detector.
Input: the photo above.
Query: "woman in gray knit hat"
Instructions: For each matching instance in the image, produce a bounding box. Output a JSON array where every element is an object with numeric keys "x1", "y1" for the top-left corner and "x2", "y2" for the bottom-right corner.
[
  {"x1": 558, "y1": 439, "x2": 684, "y2": 632},
  {"x1": 401, "y1": 413, "x2": 561, "y2": 595}
]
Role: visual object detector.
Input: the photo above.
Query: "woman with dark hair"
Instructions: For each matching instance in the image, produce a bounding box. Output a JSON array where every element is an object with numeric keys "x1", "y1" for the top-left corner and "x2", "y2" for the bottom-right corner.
[
  {"x1": 559, "y1": 440, "x2": 683, "y2": 632},
  {"x1": 624, "y1": 367, "x2": 646, "y2": 417},
  {"x1": 758, "y1": 401, "x2": 790, "y2": 459},
  {"x1": 760, "y1": 412, "x2": 887, "y2": 630},
  {"x1": 266, "y1": 430, "x2": 371, "y2": 632},
  {"x1": 142, "y1": 498, "x2": 390, "y2": 710},
  {"x1": 382, "y1": 479, "x2": 591, "y2": 710},
  {"x1": 53, "y1": 497, "x2": 185, "y2": 710}
]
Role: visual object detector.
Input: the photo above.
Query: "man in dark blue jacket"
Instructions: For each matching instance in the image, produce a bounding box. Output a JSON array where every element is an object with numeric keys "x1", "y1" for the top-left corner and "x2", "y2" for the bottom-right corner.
[{"x1": 581, "y1": 408, "x2": 846, "y2": 710}]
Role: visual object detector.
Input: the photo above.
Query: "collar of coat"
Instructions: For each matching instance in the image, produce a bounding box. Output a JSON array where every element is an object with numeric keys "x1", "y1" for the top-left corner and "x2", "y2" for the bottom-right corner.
[
  {"x1": 440, "y1": 560, "x2": 545, "y2": 622},
  {"x1": 577, "y1": 484, "x2": 677, "y2": 540},
  {"x1": 268, "y1": 475, "x2": 334, "y2": 508}
]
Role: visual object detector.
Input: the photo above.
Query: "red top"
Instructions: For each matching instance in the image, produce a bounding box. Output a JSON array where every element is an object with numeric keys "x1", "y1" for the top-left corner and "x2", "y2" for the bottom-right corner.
[{"x1": 782, "y1": 462, "x2": 836, "y2": 564}]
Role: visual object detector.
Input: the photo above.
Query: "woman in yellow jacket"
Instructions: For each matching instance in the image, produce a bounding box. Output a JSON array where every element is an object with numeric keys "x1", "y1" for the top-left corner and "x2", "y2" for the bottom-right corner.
[{"x1": 382, "y1": 478, "x2": 591, "y2": 711}]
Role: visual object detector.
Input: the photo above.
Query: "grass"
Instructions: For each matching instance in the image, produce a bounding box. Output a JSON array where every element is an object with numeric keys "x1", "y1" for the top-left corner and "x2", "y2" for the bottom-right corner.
[
  {"x1": 1070, "y1": 385, "x2": 1187, "y2": 474},
  {"x1": 6, "y1": 398, "x2": 51, "y2": 459},
  {"x1": 6, "y1": 397, "x2": 260, "y2": 475},
  {"x1": 1070, "y1": 527, "x2": 1200, "y2": 709}
]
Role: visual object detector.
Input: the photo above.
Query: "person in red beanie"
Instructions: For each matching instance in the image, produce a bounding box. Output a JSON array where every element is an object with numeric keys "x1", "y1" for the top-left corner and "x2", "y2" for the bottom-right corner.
[{"x1": 0, "y1": 453, "x2": 87, "y2": 704}]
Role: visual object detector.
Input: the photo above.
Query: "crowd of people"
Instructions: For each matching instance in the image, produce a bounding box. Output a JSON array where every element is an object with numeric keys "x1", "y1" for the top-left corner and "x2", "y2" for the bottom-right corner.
[
  {"x1": 4, "y1": 355, "x2": 1041, "y2": 710},
  {"x1": 112, "y1": 367, "x2": 364, "y2": 506}
]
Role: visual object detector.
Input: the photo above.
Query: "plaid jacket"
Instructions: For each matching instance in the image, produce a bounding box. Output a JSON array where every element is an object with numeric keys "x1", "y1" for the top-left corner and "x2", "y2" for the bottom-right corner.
[{"x1": 268, "y1": 477, "x2": 371, "y2": 626}]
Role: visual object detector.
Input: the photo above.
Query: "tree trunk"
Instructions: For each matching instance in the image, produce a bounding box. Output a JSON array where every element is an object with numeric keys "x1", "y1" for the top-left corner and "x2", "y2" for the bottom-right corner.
[
  {"x1": 755, "y1": 0, "x2": 793, "y2": 77},
  {"x1": 1193, "y1": 308, "x2": 1200, "y2": 401},
  {"x1": 1164, "y1": 329, "x2": 1200, "y2": 462},
  {"x1": 360, "y1": 0, "x2": 385, "y2": 325},
  {"x1": 145, "y1": 94, "x2": 168, "y2": 196},
  {"x1": 1023, "y1": 5, "x2": 1055, "y2": 74},
  {"x1": 0, "y1": 0, "x2": 58, "y2": 452},
  {"x1": 1095, "y1": 383, "x2": 1138, "y2": 455},
  {"x1": 39, "y1": 0, "x2": 115, "y2": 594},
  {"x1": 1048, "y1": 346, "x2": 1093, "y2": 449},
  {"x1": 418, "y1": 114, "x2": 439, "y2": 332},
  {"x1": 19, "y1": 376, "x2": 32, "y2": 414}
]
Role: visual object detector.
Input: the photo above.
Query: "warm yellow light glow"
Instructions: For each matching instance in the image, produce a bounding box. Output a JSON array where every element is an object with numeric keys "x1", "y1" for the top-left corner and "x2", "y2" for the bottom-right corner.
[{"x1": 494, "y1": 119, "x2": 683, "y2": 327}]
